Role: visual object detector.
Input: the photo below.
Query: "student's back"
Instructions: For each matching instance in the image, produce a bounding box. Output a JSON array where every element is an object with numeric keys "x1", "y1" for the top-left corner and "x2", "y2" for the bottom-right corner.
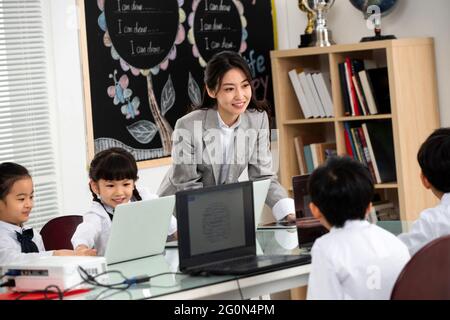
[
  {"x1": 306, "y1": 157, "x2": 410, "y2": 300},
  {"x1": 308, "y1": 220, "x2": 409, "y2": 300},
  {"x1": 398, "y1": 128, "x2": 450, "y2": 256}
]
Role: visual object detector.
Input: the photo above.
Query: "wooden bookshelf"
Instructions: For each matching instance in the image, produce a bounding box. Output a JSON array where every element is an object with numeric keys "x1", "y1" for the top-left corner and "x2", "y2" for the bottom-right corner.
[{"x1": 271, "y1": 38, "x2": 440, "y2": 221}]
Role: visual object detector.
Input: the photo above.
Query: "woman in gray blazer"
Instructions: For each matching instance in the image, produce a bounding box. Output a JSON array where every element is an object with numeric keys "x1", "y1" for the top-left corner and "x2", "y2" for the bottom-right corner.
[{"x1": 158, "y1": 51, "x2": 295, "y2": 222}]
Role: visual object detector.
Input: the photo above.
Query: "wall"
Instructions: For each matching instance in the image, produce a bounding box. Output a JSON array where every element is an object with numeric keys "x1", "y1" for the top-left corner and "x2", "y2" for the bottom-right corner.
[{"x1": 49, "y1": 0, "x2": 450, "y2": 214}]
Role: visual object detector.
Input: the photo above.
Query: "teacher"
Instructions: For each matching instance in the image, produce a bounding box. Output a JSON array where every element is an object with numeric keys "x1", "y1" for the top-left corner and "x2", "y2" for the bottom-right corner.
[{"x1": 157, "y1": 51, "x2": 295, "y2": 222}]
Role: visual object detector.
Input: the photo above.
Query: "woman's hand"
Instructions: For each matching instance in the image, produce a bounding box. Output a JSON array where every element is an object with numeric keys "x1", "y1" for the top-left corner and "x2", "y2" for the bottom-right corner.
[{"x1": 285, "y1": 213, "x2": 296, "y2": 223}]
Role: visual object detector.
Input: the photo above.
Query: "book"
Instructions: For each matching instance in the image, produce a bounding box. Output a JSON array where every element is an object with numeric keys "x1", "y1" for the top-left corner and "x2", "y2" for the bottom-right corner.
[
  {"x1": 288, "y1": 68, "x2": 313, "y2": 119},
  {"x1": 358, "y1": 70, "x2": 378, "y2": 114},
  {"x1": 373, "y1": 201, "x2": 399, "y2": 221},
  {"x1": 303, "y1": 144, "x2": 314, "y2": 174},
  {"x1": 338, "y1": 62, "x2": 352, "y2": 116},
  {"x1": 306, "y1": 73, "x2": 327, "y2": 117},
  {"x1": 294, "y1": 135, "x2": 324, "y2": 175},
  {"x1": 366, "y1": 67, "x2": 391, "y2": 114},
  {"x1": 344, "y1": 122, "x2": 357, "y2": 159},
  {"x1": 294, "y1": 136, "x2": 306, "y2": 175},
  {"x1": 357, "y1": 127, "x2": 377, "y2": 182},
  {"x1": 345, "y1": 57, "x2": 361, "y2": 116},
  {"x1": 312, "y1": 72, "x2": 334, "y2": 117},
  {"x1": 352, "y1": 75, "x2": 369, "y2": 116},
  {"x1": 315, "y1": 142, "x2": 337, "y2": 164},
  {"x1": 310, "y1": 143, "x2": 319, "y2": 168},
  {"x1": 362, "y1": 121, "x2": 397, "y2": 183},
  {"x1": 298, "y1": 71, "x2": 321, "y2": 118},
  {"x1": 350, "y1": 59, "x2": 368, "y2": 115}
]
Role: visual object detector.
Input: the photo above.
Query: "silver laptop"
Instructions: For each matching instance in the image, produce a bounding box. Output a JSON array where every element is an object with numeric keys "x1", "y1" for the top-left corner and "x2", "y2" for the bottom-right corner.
[
  {"x1": 104, "y1": 195, "x2": 175, "y2": 265},
  {"x1": 252, "y1": 179, "x2": 270, "y2": 228}
]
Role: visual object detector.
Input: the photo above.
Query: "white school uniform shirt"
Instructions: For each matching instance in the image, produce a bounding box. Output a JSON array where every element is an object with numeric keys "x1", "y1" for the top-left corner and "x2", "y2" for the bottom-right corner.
[
  {"x1": 307, "y1": 220, "x2": 410, "y2": 300},
  {"x1": 398, "y1": 193, "x2": 450, "y2": 256},
  {"x1": 0, "y1": 220, "x2": 52, "y2": 266},
  {"x1": 216, "y1": 112, "x2": 295, "y2": 221},
  {"x1": 71, "y1": 188, "x2": 177, "y2": 256}
]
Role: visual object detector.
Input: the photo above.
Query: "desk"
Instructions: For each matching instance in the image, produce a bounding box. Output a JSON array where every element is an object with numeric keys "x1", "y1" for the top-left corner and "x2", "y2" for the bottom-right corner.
[{"x1": 84, "y1": 229, "x2": 310, "y2": 300}]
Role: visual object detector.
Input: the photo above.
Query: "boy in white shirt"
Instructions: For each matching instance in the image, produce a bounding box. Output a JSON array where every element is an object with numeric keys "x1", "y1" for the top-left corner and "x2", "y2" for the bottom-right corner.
[
  {"x1": 398, "y1": 128, "x2": 450, "y2": 256},
  {"x1": 306, "y1": 157, "x2": 410, "y2": 300}
]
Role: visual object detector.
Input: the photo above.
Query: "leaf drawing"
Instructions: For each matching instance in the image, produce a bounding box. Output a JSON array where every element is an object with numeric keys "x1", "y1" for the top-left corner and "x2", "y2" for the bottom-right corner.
[
  {"x1": 126, "y1": 120, "x2": 158, "y2": 144},
  {"x1": 188, "y1": 72, "x2": 202, "y2": 107},
  {"x1": 161, "y1": 75, "x2": 175, "y2": 116}
]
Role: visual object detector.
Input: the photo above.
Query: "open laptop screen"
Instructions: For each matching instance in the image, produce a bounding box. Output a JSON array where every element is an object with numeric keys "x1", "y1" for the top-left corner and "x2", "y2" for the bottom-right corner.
[
  {"x1": 292, "y1": 174, "x2": 313, "y2": 218},
  {"x1": 292, "y1": 175, "x2": 328, "y2": 248},
  {"x1": 176, "y1": 182, "x2": 255, "y2": 271}
]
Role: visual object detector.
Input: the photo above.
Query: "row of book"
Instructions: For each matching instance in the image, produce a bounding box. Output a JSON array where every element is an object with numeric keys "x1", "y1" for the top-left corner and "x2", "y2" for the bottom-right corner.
[
  {"x1": 344, "y1": 120, "x2": 396, "y2": 184},
  {"x1": 338, "y1": 58, "x2": 391, "y2": 117},
  {"x1": 289, "y1": 68, "x2": 334, "y2": 119},
  {"x1": 294, "y1": 136, "x2": 337, "y2": 175},
  {"x1": 367, "y1": 200, "x2": 400, "y2": 223}
]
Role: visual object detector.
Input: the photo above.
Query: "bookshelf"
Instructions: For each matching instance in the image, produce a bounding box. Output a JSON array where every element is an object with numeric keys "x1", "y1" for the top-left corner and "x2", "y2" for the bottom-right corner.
[{"x1": 271, "y1": 38, "x2": 440, "y2": 222}]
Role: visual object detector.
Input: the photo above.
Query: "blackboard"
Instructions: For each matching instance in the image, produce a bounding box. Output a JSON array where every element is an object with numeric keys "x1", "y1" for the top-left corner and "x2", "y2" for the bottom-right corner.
[{"x1": 79, "y1": 0, "x2": 276, "y2": 168}]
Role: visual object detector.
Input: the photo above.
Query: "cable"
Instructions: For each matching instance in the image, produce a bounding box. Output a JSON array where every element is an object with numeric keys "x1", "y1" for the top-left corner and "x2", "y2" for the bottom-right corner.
[{"x1": 236, "y1": 277, "x2": 244, "y2": 300}]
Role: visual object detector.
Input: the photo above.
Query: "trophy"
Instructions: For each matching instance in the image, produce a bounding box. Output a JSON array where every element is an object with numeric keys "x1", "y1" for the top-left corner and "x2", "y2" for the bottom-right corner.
[
  {"x1": 304, "y1": 0, "x2": 336, "y2": 47},
  {"x1": 298, "y1": 0, "x2": 316, "y2": 48}
]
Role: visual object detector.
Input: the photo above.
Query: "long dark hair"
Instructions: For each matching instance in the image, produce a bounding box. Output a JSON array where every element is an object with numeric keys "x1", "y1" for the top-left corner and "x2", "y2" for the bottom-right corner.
[
  {"x1": 89, "y1": 148, "x2": 141, "y2": 203},
  {"x1": 0, "y1": 162, "x2": 31, "y2": 201},
  {"x1": 193, "y1": 50, "x2": 270, "y2": 115}
]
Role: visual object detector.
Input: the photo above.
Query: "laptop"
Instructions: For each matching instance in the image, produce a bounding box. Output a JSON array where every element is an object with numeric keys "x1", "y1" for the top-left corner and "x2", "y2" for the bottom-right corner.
[
  {"x1": 176, "y1": 181, "x2": 311, "y2": 275},
  {"x1": 165, "y1": 179, "x2": 270, "y2": 248},
  {"x1": 292, "y1": 175, "x2": 328, "y2": 251},
  {"x1": 257, "y1": 174, "x2": 313, "y2": 230},
  {"x1": 252, "y1": 179, "x2": 271, "y2": 228},
  {"x1": 104, "y1": 195, "x2": 175, "y2": 265}
]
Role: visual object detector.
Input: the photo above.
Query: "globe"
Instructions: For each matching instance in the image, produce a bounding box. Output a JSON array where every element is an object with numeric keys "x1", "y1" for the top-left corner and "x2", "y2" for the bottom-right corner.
[
  {"x1": 349, "y1": 0, "x2": 398, "y2": 17},
  {"x1": 349, "y1": 0, "x2": 398, "y2": 41}
]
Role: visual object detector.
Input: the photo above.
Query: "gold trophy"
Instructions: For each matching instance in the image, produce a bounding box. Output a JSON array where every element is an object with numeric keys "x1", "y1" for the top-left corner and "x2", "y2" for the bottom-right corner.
[{"x1": 298, "y1": 0, "x2": 316, "y2": 48}]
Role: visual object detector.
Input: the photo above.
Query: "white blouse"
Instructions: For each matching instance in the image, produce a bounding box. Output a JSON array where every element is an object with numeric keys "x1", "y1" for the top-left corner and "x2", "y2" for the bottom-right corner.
[
  {"x1": 0, "y1": 220, "x2": 52, "y2": 266},
  {"x1": 217, "y1": 112, "x2": 295, "y2": 221}
]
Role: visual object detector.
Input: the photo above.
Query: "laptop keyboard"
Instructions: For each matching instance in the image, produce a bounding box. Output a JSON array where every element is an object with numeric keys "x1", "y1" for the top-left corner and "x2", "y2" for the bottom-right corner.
[{"x1": 196, "y1": 254, "x2": 311, "y2": 275}]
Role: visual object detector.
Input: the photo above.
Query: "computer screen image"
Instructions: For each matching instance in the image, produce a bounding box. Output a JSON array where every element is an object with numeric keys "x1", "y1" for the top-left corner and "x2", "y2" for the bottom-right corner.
[{"x1": 176, "y1": 181, "x2": 255, "y2": 271}]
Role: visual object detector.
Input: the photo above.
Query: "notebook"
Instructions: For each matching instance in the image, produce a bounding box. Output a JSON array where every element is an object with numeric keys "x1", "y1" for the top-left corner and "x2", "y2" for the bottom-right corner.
[
  {"x1": 164, "y1": 179, "x2": 271, "y2": 249},
  {"x1": 176, "y1": 181, "x2": 310, "y2": 275},
  {"x1": 104, "y1": 195, "x2": 175, "y2": 265},
  {"x1": 257, "y1": 175, "x2": 313, "y2": 230},
  {"x1": 252, "y1": 179, "x2": 271, "y2": 228},
  {"x1": 292, "y1": 175, "x2": 328, "y2": 250}
]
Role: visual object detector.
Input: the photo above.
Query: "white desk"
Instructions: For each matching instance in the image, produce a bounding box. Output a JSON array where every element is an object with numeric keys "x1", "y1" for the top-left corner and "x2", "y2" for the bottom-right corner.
[{"x1": 84, "y1": 229, "x2": 311, "y2": 300}]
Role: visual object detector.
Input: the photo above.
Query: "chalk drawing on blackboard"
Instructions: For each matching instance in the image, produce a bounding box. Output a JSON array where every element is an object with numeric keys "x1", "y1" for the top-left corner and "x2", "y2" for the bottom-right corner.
[
  {"x1": 187, "y1": 0, "x2": 247, "y2": 67},
  {"x1": 161, "y1": 75, "x2": 176, "y2": 116},
  {"x1": 121, "y1": 96, "x2": 140, "y2": 120},
  {"x1": 126, "y1": 120, "x2": 158, "y2": 144},
  {"x1": 94, "y1": 138, "x2": 163, "y2": 160},
  {"x1": 107, "y1": 70, "x2": 132, "y2": 106},
  {"x1": 188, "y1": 72, "x2": 202, "y2": 107},
  {"x1": 97, "y1": 0, "x2": 186, "y2": 156}
]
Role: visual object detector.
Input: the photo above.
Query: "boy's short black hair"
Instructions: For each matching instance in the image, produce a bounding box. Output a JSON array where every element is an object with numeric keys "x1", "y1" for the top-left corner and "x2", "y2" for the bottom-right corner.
[
  {"x1": 308, "y1": 157, "x2": 374, "y2": 228},
  {"x1": 417, "y1": 128, "x2": 450, "y2": 193}
]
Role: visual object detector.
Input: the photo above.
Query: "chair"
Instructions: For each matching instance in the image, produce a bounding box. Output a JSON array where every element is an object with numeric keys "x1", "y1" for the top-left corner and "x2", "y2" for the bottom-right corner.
[
  {"x1": 391, "y1": 234, "x2": 450, "y2": 300},
  {"x1": 40, "y1": 215, "x2": 83, "y2": 250}
]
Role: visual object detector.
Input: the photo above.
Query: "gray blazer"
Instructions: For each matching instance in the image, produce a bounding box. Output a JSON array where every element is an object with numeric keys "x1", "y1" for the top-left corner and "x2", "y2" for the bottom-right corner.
[{"x1": 157, "y1": 108, "x2": 288, "y2": 209}]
